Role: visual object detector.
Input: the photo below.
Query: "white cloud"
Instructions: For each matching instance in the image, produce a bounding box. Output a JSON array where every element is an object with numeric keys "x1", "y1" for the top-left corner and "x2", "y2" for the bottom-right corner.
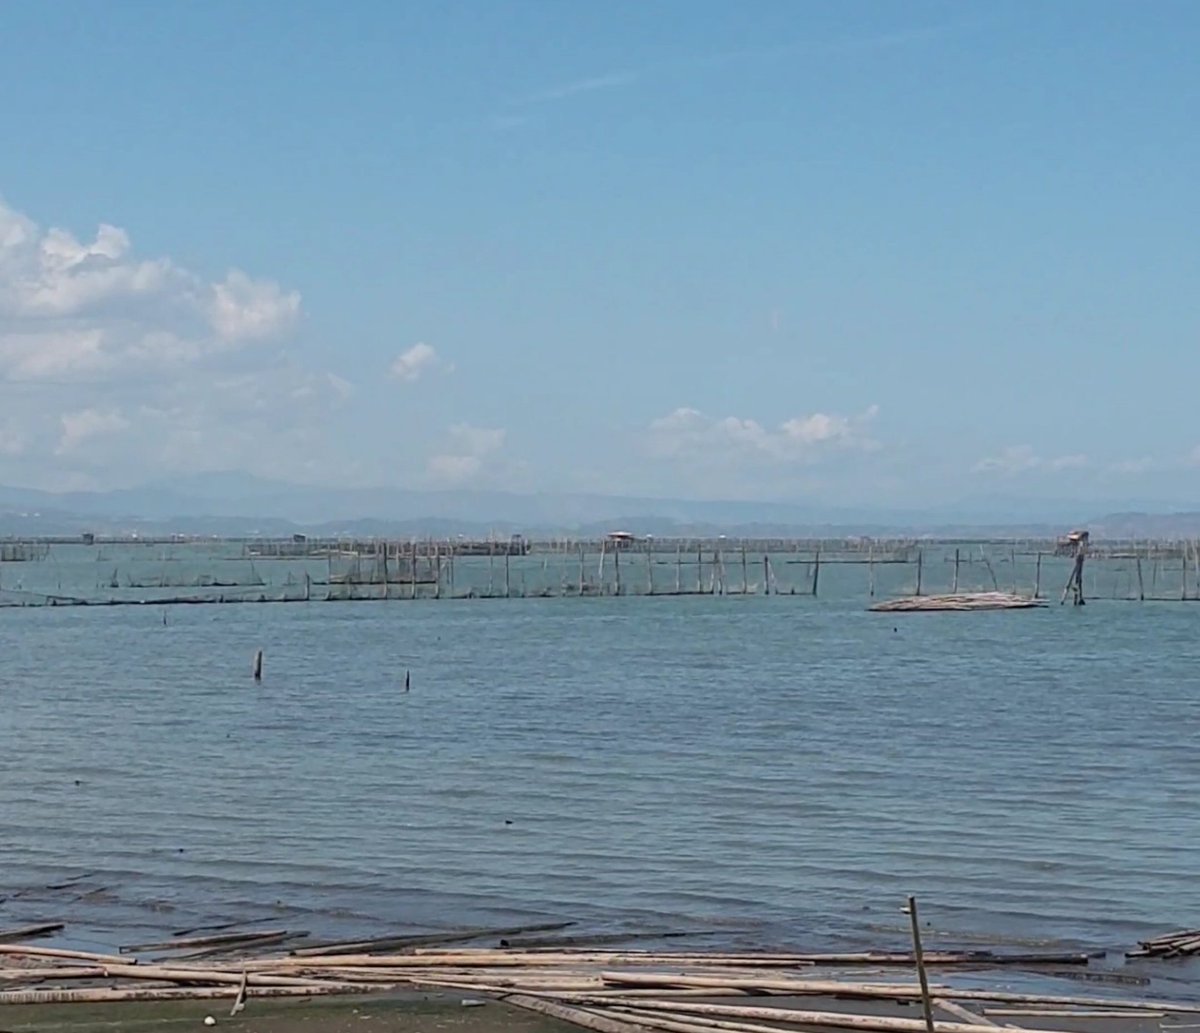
[
  {"x1": 0, "y1": 198, "x2": 300, "y2": 380},
  {"x1": 973, "y1": 445, "x2": 1089, "y2": 475},
  {"x1": 56, "y1": 407, "x2": 129, "y2": 454},
  {"x1": 390, "y1": 342, "x2": 445, "y2": 382},
  {"x1": 647, "y1": 405, "x2": 879, "y2": 465},
  {"x1": 209, "y1": 269, "x2": 300, "y2": 343},
  {"x1": 427, "y1": 423, "x2": 506, "y2": 484},
  {"x1": 0, "y1": 196, "x2": 350, "y2": 485}
]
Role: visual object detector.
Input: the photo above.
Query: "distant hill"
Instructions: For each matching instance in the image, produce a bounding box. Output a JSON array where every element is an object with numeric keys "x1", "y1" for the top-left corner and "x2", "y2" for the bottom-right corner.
[{"x1": 0, "y1": 472, "x2": 1195, "y2": 539}]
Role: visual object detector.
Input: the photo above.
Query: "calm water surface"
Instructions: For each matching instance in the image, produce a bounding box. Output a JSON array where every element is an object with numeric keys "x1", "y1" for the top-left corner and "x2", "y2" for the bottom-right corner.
[{"x1": 2, "y1": 588, "x2": 1198, "y2": 966}]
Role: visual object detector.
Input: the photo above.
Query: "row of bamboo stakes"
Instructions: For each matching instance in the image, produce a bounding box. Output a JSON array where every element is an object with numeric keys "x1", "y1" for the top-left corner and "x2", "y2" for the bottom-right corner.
[{"x1": 1, "y1": 908, "x2": 1197, "y2": 1031}]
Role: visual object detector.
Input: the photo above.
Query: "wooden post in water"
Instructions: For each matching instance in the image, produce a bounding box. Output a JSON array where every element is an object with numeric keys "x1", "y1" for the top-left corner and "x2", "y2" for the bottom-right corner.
[
  {"x1": 1060, "y1": 532, "x2": 1088, "y2": 606},
  {"x1": 449, "y1": 548, "x2": 456, "y2": 598},
  {"x1": 868, "y1": 543, "x2": 875, "y2": 598},
  {"x1": 952, "y1": 548, "x2": 960, "y2": 593},
  {"x1": 741, "y1": 543, "x2": 748, "y2": 595},
  {"x1": 811, "y1": 549, "x2": 821, "y2": 597},
  {"x1": 578, "y1": 544, "x2": 585, "y2": 595},
  {"x1": 597, "y1": 539, "x2": 607, "y2": 592},
  {"x1": 1183, "y1": 543, "x2": 1190, "y2": 602},
  {"x1": 646, "y1": 541, "x2": 654, "y2": 595},
  {"x1": 696, "y1": 545, "x2": 703, "y2": 594},
  {"x1": 1136, "y1": 555, "x2": 1145, "y2": 601},
  {"x1": 763, "y1": 554, "x2": 770, "y2": 596},
  {"x1": 614, "y1": 543, "x2": 621, "y2": 596},
  {"x1": 675, "y1": 544, "x2": 682, "y2": 594},
  {"x1": 434, "y1": 543, "x2": 442, "y2": 600},
  {"x1": 905, "y1": 896, "x2": 935, "y2": 1033},
  {"x1": 381, "y1": 539, "x2": 389, "y2": 599},
  {"x1": 1011, "y1": 545, "x2": 1017, "y2": 593},
  {"x1": 915, "y1": 549, "x2": 923, "y2": 596},
  {"x1": 409, "y1": 542, "x2": 417, "y2": 600},
  {"x1": 1034, "y1": 552, "x2": 1042, "y2": 599},
  {"x1": 505, "y1": 548, "x2": 512, "y2": 598},
  {"x1": 252, "y1": 650, "x2": 263, "y2": 682}
]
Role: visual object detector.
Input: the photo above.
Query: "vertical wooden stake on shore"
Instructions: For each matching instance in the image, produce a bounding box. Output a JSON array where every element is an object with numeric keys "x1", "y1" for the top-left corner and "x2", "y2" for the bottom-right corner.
[
  {"x1": 1034, "y1": 552, "x2": 1042, "y2": 599},
  {"x1": 811, "y1": 549, "x2": 820, "y2": 597},
  {"x1": 252, "y1": 650, "x2": 263, "y2": 681},
  {"x1": 905, "y1": 896, "x2": 935, "y2": 1033},
  {"x1": 1136, "y1": 555, "x2": 1145, "y2": 601},
  {"x1": 915, "y1": 549, "x2": 924, "y2": 597},
  {"x1": 952, "y1": 548, "x2": 959, "y2": 593}
]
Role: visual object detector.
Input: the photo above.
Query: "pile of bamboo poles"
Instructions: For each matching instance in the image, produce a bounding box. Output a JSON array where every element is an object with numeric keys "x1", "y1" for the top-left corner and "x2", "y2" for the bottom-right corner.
[
  {"x1": 1127, "y1": 929, "x2": 1200, "y2": 959},
  {"x1": 2, "y1": 940, "x2": 1197, "y2": 1030}
]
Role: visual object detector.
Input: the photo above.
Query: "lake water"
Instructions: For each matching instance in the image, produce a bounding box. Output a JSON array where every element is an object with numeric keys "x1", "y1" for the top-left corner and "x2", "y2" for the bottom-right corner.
[{"x1": 1, "y1": 562, "x2": 1198, "y2": 978}]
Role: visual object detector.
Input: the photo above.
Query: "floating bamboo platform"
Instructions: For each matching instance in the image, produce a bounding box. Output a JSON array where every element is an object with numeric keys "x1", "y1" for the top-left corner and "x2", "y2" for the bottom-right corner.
[{"x1": 870, "y1": 593, "x2": 1046, "y2": 613}]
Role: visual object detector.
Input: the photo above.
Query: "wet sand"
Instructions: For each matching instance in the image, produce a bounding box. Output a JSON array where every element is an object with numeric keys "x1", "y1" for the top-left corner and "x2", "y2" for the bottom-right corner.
[{"x1": 0, "y1": 990, "x2": 576, "y2": 1033}]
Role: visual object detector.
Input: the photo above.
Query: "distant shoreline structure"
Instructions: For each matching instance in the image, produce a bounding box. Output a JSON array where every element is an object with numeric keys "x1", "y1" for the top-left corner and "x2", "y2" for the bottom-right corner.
[{"x1": 2, "y1": 533, "x2": 1199, "y2": 609}]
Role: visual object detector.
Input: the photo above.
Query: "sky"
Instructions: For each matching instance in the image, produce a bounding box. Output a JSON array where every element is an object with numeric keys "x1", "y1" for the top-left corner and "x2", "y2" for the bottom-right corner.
[{"x1": 0, "y1": 0, "x2": 1197, "y2": 510}]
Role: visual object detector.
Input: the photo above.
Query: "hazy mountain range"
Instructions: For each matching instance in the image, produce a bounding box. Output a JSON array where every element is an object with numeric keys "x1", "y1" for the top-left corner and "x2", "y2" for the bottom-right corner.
[{"x1": 0, "y1": 472, "x2": 1197, "y2": 538}]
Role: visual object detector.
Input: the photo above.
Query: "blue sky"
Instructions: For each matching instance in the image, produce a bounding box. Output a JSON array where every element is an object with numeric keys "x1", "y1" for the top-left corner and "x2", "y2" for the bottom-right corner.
[{"x1": 0, "y1": 0, "x2": 1197, "y2": 508}]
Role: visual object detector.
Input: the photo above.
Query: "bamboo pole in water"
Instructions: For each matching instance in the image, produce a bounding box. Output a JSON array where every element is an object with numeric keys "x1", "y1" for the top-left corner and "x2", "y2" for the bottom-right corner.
[
  {"x1": 1033, "y1": 553, "x2": 1041, "y2": 598},
  {"x1": 589, "y1": 1000, "x2": 1070, "y2": 1033},
  {"x1": 763, "y1": 555, "x2": 770, "y2": 596},
  {"x1": 0, "y1": 944, "x2": 132, "y2": 964},
  {"x1": 0, "y1": 984, "x2": 363, "y2": 1006},
  {"x1": 906, "y1": 896, "x2": 935, "y2": 1033},
  {"x1": 915, "y1": 550, "x2": 923, "y2": 597},
  {"x1": 812, "y1": 549, "x2": 820, "y2": 596}
]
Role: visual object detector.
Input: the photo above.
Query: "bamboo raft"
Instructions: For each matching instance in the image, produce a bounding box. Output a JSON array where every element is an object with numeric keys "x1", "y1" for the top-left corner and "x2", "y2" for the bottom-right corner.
[
  {"x1": 2, "y1": 933, "x2": 1196, "y2": 1032},
  {"x1": 870, "y1": 593, "x2": 1046, "y2": 613}
]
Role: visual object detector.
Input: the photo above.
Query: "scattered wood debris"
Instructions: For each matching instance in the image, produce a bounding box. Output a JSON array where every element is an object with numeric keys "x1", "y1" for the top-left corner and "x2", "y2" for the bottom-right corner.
[{"x1": 1127, "y1": 929, "x2": 1200, "y2": 959}]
